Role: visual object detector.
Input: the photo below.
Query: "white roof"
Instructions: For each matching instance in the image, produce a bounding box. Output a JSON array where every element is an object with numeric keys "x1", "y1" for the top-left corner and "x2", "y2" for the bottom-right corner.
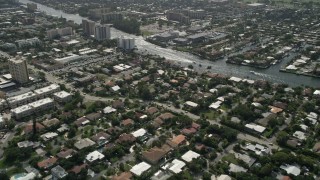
[
  {"x1": 79, "y1": 49, "x2": 97, "y2": 55},
  {"x1": 234, "y1": 153, "x2": 256, "y2": 166},
  {"x1": 74, "y1": 138, "x2": 96, "y2": 150},
  {"x1": 54, "y1": 54, "x2": 81, "y2": 64},
  {"x1": 157, "y1": 70, "x2": 165, "y2": 75},
  {"x1": 82, "y1": 120, "x2": 90, "y2": 125},
  {"x1": 245, "y1": 123, "x2": 266, "y2": 133},
  {"x1": 16, "y1": 172, "x2": 36, "y2": 180},
  {"x1": 7, "y1": 91, "x2": 37, "y2": 104},
  {"x1": 211, "y1": 174, "x2": 232, "y2": 180},
  {"x1": 11, "y1": 98, "x2": 54, "y2": 114},
  {"x1": 66, "y1": 39, "x2": 80, "y2": 45},
  {"x1": 130, "y1": 162, "x2": 151, "y2": 176},
  {"x1": 11, "y1": 104, "x2": 32, "y2": 114},
  {"x1": 140, "y1": 115, "x2": 148, "y2": 119},
  {"x1": 308, "y1": 112, "x2": 318, "y2": 119},
  {"x1": 29, "y1": 98, "x2": 54, "y2": 108},
  {"x1": 209, "y1": 101, "x2": 222, "y2": 109},
  {"x1": 53, "y1": 48, "x2": 61, "y2": 52},
  {"x1": 103, "y1": 106, "x2": 116, "y2": 114},
  {"x1": 162, "y1": 159, "x2": 186, "y2": 174},
  {"x1": 111, "y1": 85, "x2": 120, "y2": 91},
  {"x1": 251, "y1": 102, "x2": 262, "y2": 107},
  {"x1": 181, "y1": 150, "x2": 200, "y2": 162},
  {"x1": 57, "y1": 124, "x2": 69, "y2": 133},
  {"x1": 34, "y1": 84, "x2": 60, "y2": 95},
  {"x1": 314, "y1": 90, "x2": 320, "y2": 95},
  {"x1": 41, "y1": 132, "x2": 58, "y2": 140},
  {"x1": 79, "y1": 48, "x2": 91, "y2": 52},
  {"x1": 229, "y1": 76, "x2": 242, "y2": 82},
  {"x1": 2, "y1": 74, "x2": 12, "y2": 79},
  {"x1": 104, "y1": 48, "x2": 114, "y2": 53},
  {"x1": 286, "y1": 65, "x2": 297, "y2": 70},
  {"x1": 86, "y1": 150, "x2": 105, "y2": 162},
  {"x1": 280, "y1": 164, "x2": 301, "y2": 176},
  {"x1": 185, "y1": 101, "x2": 198, "y2": 107},
  {"x1": 131, "y1": 128, "x2": 147, "y2": 138},
  {"x1": 299, "y1": 124, "x2": 308, "y2": 131},
  {"x1": 242, "y1": 79, "x2": 255, "y2": 84},
  {"x1": 53, "y1": 91, "x2": 71, "y2": 98},
  {"x1": 209, "y1": 88, "x2": 218, "y2": 93},
  {"x1": 293, "y1": 131, "x2": 306, "y2": 140},
  {"x1": 217, "y1": 96, "x2": 224, "y2": 102},
  {"x1": 229, "y1": 163, "x2": 247, "y2": 173},
  {"x1": 113, "y1": 64, "x2": 131, "y2": 72},
  {"x1": 245, "y1": 143, "x2": 269, "y2": 156}
]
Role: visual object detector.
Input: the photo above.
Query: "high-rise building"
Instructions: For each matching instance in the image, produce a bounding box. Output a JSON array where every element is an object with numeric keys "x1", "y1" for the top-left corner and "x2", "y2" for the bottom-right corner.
[
  {"x1": 15, "y1": 38, "x2": 41, "y2": 49},
  {"x1": 94, "y1": 24, "x2": 111, "y2": 41},
  {"x1": 27, "y1": 3, "x2": 37, "y2": 11},
  {"x1": 47, "y1": 27, "x2": 73, "y2": 39},
  {"x1": 89, "y1": 8, "x2": 111, "y2": 19},
  {"x1": 166, "y1": 11, "x2": 190, "y2": 24},
  {"x1": 82, "y1": 19, "x2": 96, "y2": 36},
  {"x1": 8, "y1": 58, "x2": 29, "y2": 84},
  {"x1": 117, "y1": 36, "x2": 135, "y2": 50},
  {"x1": 101, "y1": 13, "x2": 123, "y2": 23}
]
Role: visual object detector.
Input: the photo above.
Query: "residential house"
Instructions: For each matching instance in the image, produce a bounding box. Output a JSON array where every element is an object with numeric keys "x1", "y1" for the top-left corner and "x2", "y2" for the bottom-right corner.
[
  {"x1": 161, "y1": 159, "x2": 186, "y2": 174},
  {"x1": 112, "y1": 172, "x2": 132, "y2": 180},
  {"x1": 91, "y1": 132, "x2": 110, "y2": 146},
  {"x1": 130, "y1": 162, "x2": 151, "y2": 177},
  {"x1": 280, "y1": 164, "x2": 301, "y2": 176},
  {"x1": 42, "y1": 118, "x2": 60, "y2": 128},
  {"x1": 181, "y1": 150, "x2": 200, "y2": 163},
  {"x1": 121, "y1": 118, "x2": 134, "y2": 127},
  {"x1": 313, "y1": 142, "x2": 320, "y2": 153},
  {"x1": 85, "y1": 112, "x2": 103, "y2": 121},
  {"x1": 74, "y1": 117, "x2": 90, "y2": 127},
  {"x1": 57, "y1": 149, "x2": 76, "y2": 159},
  {"x1": 23, "y1": 122, "x2": 45, "y2": 134},
  {"x1": 167, "y1": 135, "x2": 186, "y2": 148},
  {"x1": 51, "y1": 165, "x2": 68, "y2": 180},
  {"x1": 38, "y1": 157, "x2": 58, "y2": 169},
  {"x1": 146, "y1": 107, "x2": 158, "y2": 115},
  {"x1": 116, "y1": 133, "x2": 136, "y2": 144},
  {"x1": 74, "y1": 138, "x2": 96, "y2": 150},
  {"x1": 70, "y1": 164, "x2": 87, "y2": 174},
  {"x1": 142, "y1": 144, "x2": 171, "y2": 165},
  {"x1": 112, "y1": 100, "x2": 124, "y2": 109},
  {"x1": 86, "y1": 150, "x2": 105, "y2": 163}
]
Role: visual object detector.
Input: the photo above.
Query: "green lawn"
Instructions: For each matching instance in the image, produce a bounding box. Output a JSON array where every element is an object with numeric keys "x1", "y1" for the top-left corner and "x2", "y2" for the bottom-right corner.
[
  {"x1": 201, "y1": 110, "x2": 219, "y2": 119},
  {"x1": 241, "y1": 0, "x2": 318, "y2": 3},
  {"x1": 7, "y1": 167, "x2": 25, "y2": 176},
  {"x1": 0, "y1": 159, "x2": 6, "y2": 168},
  {"x1": 141, "y1": 30, "x2": 154, "y2": 37},
  {"x1": 222, "y1": 154, "x2": 238, "y2": 164}
]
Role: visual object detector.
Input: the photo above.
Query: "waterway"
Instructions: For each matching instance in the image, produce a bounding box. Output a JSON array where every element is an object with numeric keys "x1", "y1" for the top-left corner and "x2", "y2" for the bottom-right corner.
[{"x1": 19, "y1": 0, "x2": 320, "y2": 87}]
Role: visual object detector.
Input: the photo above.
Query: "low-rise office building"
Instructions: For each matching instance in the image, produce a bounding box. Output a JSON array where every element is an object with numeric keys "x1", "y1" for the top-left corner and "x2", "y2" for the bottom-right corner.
[
  {"x1": 53, "y1": 91, "x2": 72, "y2": 103},
  {"x1": 11, "y1": 98, "x2": 55, "y2": 119},
  {"x1": 34, "y1": 84, "x2": 60, "y2": 98},
  {"x1": 7, "y1": 91, "x2": 37, "y2": 108}
]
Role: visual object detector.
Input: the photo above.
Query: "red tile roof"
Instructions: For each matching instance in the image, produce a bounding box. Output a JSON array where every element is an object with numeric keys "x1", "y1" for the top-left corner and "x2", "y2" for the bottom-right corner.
[
  {"x1": 24, "y1": 122, "x2": 45, "y2": 134},
  {"x1": 37, "y1": 157, "x2": 58, "y2": 169},
  {"x1": 70, "y1": 164, "x2": 87, "y2": 174},
  {"x1": 112, "y1": 172, "x2": 132, "y2": 180}
]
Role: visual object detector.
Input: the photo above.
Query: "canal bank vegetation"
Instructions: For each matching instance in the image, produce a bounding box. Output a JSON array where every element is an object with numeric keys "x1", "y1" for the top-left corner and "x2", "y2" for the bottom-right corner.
[
  {"x1": 281, "y1": 46, "x2": 320, "y2": 77},
  {"x1": 110, "y1": 18, "x2": 141, "y2": 35}
]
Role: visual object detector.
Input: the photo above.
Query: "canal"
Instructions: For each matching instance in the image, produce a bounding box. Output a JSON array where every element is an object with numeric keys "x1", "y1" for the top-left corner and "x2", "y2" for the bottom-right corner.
[{"x1": 19, "y1": 0, "x2": 320, "y2": 87}]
